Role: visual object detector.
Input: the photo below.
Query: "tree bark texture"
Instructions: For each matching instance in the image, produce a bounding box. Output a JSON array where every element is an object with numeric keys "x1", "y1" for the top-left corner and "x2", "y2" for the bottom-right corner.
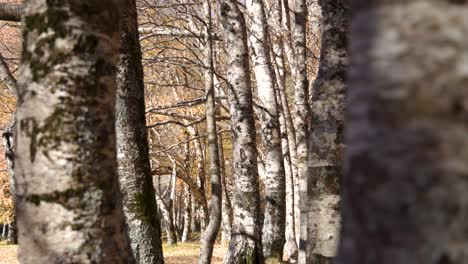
[
  {"x1": 221, "y1": 1, "x2": 263, "y2": 263},
  {"x1": 245, "y1": 0, "x2": 286, "y2": 260},
  {"x1": 115, "y1": 0, "x2": 164, "y2": 263},
  {"x1": 15, "y1": 1, "x2": 134, "y2": 263},
  {"x1": 199, "y1": 1, "x2": 223, "y2": 263},
  {"x1": 305, "y1": 0, "x2": 349, "y2": 263},
  {"x1": 337, "y1": 1, "x2": 468, "y2": 264},
  {"x1": 219, "y1": 134, "x2": 233, "y2": 243},
  {"x1": 181, "y1": 184, "x2": 192, "y2": 242},
  {"x1": 292, "y1": 0, "x2": 311, "y2": 263}
]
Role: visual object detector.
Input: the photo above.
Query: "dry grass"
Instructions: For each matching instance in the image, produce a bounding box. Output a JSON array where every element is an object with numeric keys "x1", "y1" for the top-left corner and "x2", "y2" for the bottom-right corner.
[{"x1": 0, "y1": 241, "x2": 227, "y2": 264}]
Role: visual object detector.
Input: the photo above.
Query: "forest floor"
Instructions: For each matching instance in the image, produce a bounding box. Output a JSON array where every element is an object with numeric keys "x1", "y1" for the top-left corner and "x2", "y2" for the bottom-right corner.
[{"x1": 0, "y1": 241, "x2": 227, "y2": 264}]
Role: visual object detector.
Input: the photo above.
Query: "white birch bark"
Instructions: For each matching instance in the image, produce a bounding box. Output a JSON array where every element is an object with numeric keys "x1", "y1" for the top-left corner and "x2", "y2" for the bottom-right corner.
[
  {"x1": 15, "y1": 1, "x2": 134, "y2": 262},
  {"x1": 245, "y1": 0, "x2": 286, "y2": 260},
  {"x1": 199, "y1": 1, "x2": 223, "y2": 263},
  {"x1": 221, "y1": 0, "x2": 263, "y2": 263}
]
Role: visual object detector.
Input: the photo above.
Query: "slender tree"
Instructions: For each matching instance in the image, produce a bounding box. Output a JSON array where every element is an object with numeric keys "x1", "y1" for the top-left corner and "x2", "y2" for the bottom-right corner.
[
  {"x1": 245, "y1": 0, "x2": 286, "y2": 260},
  {"x1": 221, "y1": 0, "x2": 263, "y2": 263},
  {"x1": 337, "y1": 1, "x2": 468, "y2": 264},
  {"x1": 15, "y1": 1, "x2": 134, "y2": 262},
  {"x1": 115, "y1": 0, "x2": 164, "y2": 263},
  {"x1": 304, "y1": 0, "x2": 349, "y2": 262},
  {"x1": 199, "y1": 1, "x2": 223, "y2": 263},
  {"x1": 292, "y1": 0, "x2": 311, "y2": 263}
]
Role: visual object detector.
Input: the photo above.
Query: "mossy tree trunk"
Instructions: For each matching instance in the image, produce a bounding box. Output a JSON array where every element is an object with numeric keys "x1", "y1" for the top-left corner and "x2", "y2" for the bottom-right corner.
[
  {"x1": 115, "y1": 0, "x2": 164, "y2": 263},
  {"x1": 306, "y1": 0, "x2": 349, "y2": 263},
  {"x1": 15, "y1": 1, "x2": 134, "y2": 263},
  {"x1": 221, "y1": 1, "x2": 263, "y2": 263},
  {"x1": 337, "y1": 1, "x2": 468, "y2": 264}
]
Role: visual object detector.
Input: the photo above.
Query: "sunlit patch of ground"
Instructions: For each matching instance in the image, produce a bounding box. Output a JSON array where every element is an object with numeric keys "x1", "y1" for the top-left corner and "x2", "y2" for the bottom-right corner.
[
  {"x1": 163, "y1": 242, "x2": 227, "y2": 264},
  {"x1": 0, "y1": 240, "x2": 228, "y2": 264},
  {"x1": 0, "y1": 241, "x2": 18, "y2": 264}
]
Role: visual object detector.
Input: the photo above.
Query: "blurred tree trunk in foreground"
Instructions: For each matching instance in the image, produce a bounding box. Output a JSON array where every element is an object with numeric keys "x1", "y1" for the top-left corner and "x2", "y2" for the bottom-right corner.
[
  {"x1": 337, "y1": 1, "x2": 468, "y2": 264},
  {"x1": 15, "y1": 1, "x2": 134, "y2": 262}
]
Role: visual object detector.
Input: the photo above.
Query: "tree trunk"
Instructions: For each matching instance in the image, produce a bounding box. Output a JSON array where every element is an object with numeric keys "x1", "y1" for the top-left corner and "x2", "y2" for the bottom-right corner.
[
  {"x1": 221, "y1": 1, "x2": 263, "y2": 263},
  {"x1": 6, "y1": 221, "x2": 16, "y2": 244},
  {"x1": 305, "y1": 1, "x2": 348, "y2": 263},
  {"x1": 291, "y1": 1, "x2": 311, "y2": 263},
  {"x1": 156, "y1": 195, "x2": 178, "y2": 246},
  {"x1": 115, "y1": 0, "x2": 165, "y2": 263},
  {"x1": 219, "y1": 134, "x2": 233, "y2": 243},
  {"x1": 181, "y1": 184, "x2": 192, "y2": 242},
  {"x1": 15, "y1": 1, "x2": 134, "y2": 262},
  {"x1": 245, "y1": 0, "x2": 286, "y2": 260},
  {"x1": 270, "y1": 0, "x2": 298, "y2": 261},
  {"x1": 199, "y1": 1, "x2": 223, "y2": 263},
  {"x1": 189, "y1": 128, "x2": 209, "y2": 231},
  {"x1": 337, "y1": 1, "x2": 468, "y2": 264},
  {"x1": 2, "y1": 223, "x2": 7, "y2": 239}
]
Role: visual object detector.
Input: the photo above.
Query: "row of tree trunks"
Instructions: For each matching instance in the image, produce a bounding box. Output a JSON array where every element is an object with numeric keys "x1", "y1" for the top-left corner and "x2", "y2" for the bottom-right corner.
[
  {"x1": 220, "y1": 0, "x2": 263, "y2": 263},
  {"x1": 15, "y1": 1, "x2": 135, "y2": 262},
  {"x1": 245, "y1": 0, "x2": 286, "y2": 260},
  {"x1": 269, "y1": 0, "x2": 299, "y2": 261}
]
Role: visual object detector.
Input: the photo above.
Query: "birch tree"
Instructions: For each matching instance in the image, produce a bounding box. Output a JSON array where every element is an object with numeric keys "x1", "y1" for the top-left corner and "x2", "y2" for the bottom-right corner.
[
  {"x1": 291, "y1": 0, "x2": 311, "y2": 263},
  {"x1": 15, "y1": 0, "x2": 134, "y2": 262},
  {"x1": 221, "y1": 0, "x2": 263, "y2": 263},
  {"x1": 199, "y1": 1, "x2": 223, "y2": 263},
  {"x1": 305, "y1": 0, "x2": 348, "y2": 263},
  {"x1": 337, "y1": 1, "x2": 468, "y2": 264},
  {"x1": 245, "y1": 0, "x2": 286, "y2": 260},
  {"x1": 116, "y1": 0, "x2": 164, "y2": 263}
]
